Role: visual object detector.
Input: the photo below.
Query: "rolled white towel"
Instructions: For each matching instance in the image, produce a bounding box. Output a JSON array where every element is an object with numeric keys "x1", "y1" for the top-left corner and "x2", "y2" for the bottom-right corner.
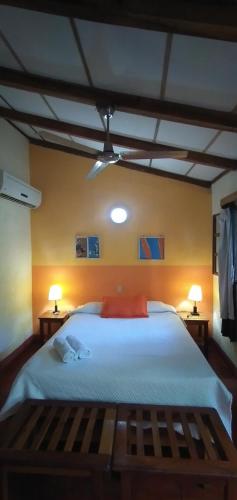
[
  {"x1": 53, "y1": 337, "x2": 76, "y2": 363},
  {"x1": 66, "y1": 335, "x2": 91, "y2": 359}
]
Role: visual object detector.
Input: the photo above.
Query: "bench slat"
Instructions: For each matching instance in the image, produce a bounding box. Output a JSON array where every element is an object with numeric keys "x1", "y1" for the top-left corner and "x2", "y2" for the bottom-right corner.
[
  {"x1": 47, "y1": 407, "x2": 72, "y2": 451},
  {"x1": 208, "y1": 410, "x2": 237, "y2": 463},
  {"x1": 115, "y1": 421, "x2": 128, "y2": 456},
  {"x1": 136, "y1": 409, "x2": 144, "y2": 456},
  {"x1": 2, "y1": 404, "x2": 32, "y2": 449},
  {"x1": 180, "y1": 412, "x2": 198, "y2": 459},
  {"x1": 64, "y1": 407, "x2": 84, "y2": 452},
  {"x1": 31, "y1": 406, "x2": 58, "y2": 450},
  {"x1": 99, "y1": 408, "x2": 116, "y2": 456},
  {"x1": 165, "y1": 409, "x2": 179, "y2": 458},
  {"x1": 194, "y1": 412, "x2": 217, "y2": 460},
  {"x1": 80, "y1": 408, "x2": 98, "y2": 454},
  {"x1": 151, "y1": 409, "x2": 162, "y2": 457},
  {"x1": 14, "y1": 406, "x2": 44, "y2": 450}
]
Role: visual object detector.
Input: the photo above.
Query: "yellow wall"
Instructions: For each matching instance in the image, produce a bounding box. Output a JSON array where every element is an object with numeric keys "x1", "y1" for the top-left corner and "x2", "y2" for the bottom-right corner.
[
  {"x1": 31, "y1": 146, "x2": 211, "y2": 266},
  {"x1": 30, "y1": 145, "x2": 212, "y2": 330},
  {"x1": 0, "y1": 120, "x2": 32, "y2": 360}
]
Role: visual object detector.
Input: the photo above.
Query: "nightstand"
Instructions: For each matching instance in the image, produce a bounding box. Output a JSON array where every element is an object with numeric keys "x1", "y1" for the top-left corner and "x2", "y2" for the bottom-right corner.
[
  {"x1": 179, "y1": 313, "x2": 209, "y2": 359},
  {"x1": 38, "y1": 311, "x2": 69, "y2": 344}
]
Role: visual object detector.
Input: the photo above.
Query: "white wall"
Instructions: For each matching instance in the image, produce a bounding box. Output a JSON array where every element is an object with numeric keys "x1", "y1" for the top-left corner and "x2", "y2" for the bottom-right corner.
[
  {"x1": 0, "y1": 119, "x2": 32, "y2": 360},
  {"x1": 212, "y1": 171, "x2": 237, "y2": 366}
]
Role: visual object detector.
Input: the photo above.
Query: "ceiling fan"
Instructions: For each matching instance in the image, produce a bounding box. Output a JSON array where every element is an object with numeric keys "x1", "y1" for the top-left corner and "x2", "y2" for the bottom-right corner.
[{"x1": 40, "y1": 106, "x2": 188, "y2": 179}]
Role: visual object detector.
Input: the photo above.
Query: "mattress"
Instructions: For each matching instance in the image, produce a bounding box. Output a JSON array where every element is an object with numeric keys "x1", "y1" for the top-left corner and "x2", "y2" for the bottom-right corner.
[{"x1": 0, "y1": 311, "x2": 232, "y2": 436}]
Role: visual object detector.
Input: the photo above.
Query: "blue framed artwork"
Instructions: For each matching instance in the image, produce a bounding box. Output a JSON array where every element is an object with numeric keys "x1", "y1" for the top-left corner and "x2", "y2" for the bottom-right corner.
[
  {"x1": 139, "y1": 236, "x2": 165, "y2": 260},
  {"x1": 88, "y1": 236, "x2": 100, "y2": 258},
  {"x1": 76, "y1": 236, "x2": 100, "y2": 259}
]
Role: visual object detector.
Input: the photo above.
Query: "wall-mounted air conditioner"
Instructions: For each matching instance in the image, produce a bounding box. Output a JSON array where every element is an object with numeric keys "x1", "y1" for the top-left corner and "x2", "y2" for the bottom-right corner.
[{"x1": 0, "y1": 169, "x2": 42, "y2": 208}]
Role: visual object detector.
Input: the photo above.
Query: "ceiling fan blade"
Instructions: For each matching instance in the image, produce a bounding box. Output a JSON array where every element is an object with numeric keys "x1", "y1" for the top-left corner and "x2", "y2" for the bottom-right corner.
[
  {"x1": 121, "y1": 150, "x2": 188, "y2": 160},
  {"x1": 39, "y1": 130, "x2": 99, "y2": 156},
  {"x1": 86, "y1": 161, "x2": 110, "y2": 180}
]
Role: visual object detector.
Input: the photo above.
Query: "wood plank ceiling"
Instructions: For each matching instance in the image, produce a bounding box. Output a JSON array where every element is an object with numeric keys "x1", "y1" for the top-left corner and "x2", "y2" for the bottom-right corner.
[{"x1": 0, "y1": 0, "x2": 237, "y2": 187}]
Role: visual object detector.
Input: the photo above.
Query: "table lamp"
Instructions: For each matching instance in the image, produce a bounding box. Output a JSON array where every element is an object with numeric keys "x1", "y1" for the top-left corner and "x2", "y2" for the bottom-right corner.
[
  {"x1": 188, "y1": 285, "x2": 202, "y2": 316},
  {"x1": 48, "y1": 284, "x2": 62, "y2": 314}
]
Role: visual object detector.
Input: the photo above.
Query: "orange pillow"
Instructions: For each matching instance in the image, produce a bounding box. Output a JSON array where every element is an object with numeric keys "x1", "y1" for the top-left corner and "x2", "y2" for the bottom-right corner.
[{"x1": 101, "y1": 295, "x2": 148, "y2": 318}]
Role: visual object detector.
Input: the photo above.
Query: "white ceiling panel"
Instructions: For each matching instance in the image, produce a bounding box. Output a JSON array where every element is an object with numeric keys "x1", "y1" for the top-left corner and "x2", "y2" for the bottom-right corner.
[
  {"x1": 0, "y1": 36, "x2": 21, "y2": 70},
  {"x1": 11, "y1": 122, "x2": 40, "y2": 139},
  {"x1": 76, "y1": 19, "x2": 166, "y2": 98},
  {"x1": 151, "y1": 158, "x2": 192, "y2": 174},
  {"x1": 113, "y1": 146, "x2": 133, "y2": 154},
  {"x1": 166, "y1": 35, "x2": 237, "y2": 111},
  {"x1": 128, "y1": 159, "x2": 150, "y2": 167},
  {"x1": 35, "y1": 128, "x2": 72, "y2": 142},
  {"x1": 71, "y1": 136, "x2": 103, "y2": 151},
  {"x1": 157, "y1": 120, "x2": 216, "y2": 151},
  {"x1": 46, "y1": 97, "x2": 103, "y2": 130},
  {"x1": 207, "y1": 131, "x2": 237, "y2": 159},
  {"x1": 72, "y1": 141, "x2": 135, "y2": 155},
  {"x1": 0, "y1": 6, "x2": 88, "y2": 84},
  {"x1": 111, "y1": 111, "x2": 157, "y2": 140},
  {"x1": 188, "y1": 164, "x2": 224, "y2": 181},
  {"x1": 0, "y1": 85, "x2": 55, "y2": 117}
]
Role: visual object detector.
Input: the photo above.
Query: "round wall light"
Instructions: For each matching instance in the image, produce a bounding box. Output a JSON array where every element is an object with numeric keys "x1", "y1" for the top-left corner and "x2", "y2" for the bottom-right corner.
[{"x1": 110, "y1": 207, "x2": 128, "y2": 224}]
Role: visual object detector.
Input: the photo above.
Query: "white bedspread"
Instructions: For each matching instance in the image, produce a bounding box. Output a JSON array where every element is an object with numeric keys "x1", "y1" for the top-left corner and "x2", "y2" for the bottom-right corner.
[{"x1": 0, "y1": 312, "x2": 232, "y2": 435}]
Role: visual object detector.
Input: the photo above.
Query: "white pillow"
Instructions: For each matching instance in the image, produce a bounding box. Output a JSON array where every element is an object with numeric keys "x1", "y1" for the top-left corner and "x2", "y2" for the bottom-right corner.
[
  {"x1": 70, "y1": 302, "x2": 102, "y2": 315},
  {"x1": 147, "y1": 301, "x2": 176, "y2": 314},
  {"x1": 70, "y1": 300, "x2": 176, "y2": 315}
]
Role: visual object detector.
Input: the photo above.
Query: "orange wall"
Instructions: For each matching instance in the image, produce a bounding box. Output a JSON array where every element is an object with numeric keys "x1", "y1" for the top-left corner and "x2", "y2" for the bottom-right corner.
[
  {"x1": 32, "y1": 265, "x2": 212, "y2": 331},
  {"x1": 30, "y1": 145, "x2": 212, "y2": 331}
]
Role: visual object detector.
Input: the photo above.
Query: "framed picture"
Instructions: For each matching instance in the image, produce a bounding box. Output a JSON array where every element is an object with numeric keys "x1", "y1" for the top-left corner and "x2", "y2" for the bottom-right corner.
[
  {"x1": 139, "y1": 236, "x2": 165, "y2": 260},
  {"x1": 75, "y1": 235, "x2": 100, "y2": 259}
]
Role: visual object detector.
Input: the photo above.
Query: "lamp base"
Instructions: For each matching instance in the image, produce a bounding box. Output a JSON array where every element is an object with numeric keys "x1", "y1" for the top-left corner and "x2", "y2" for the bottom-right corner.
[
  {"x1": 191, "y1": 305, "x2": 199, "y2": 316},
  {"x1": 53, "y1": 303, "x2": 59, "y2": 314}
]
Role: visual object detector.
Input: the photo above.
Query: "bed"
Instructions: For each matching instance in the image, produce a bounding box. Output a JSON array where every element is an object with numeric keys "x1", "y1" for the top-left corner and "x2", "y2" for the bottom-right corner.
[{"x1": 0, "y1": 303, "x2": 233, "y2": 436}]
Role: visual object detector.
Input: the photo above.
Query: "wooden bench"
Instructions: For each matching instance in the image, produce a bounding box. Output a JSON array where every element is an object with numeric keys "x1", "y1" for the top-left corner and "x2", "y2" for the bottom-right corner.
[
  {"x1": 0, "y1": 400, "x2": 117, "y2": 500},
  {"x1": 113, "y1": 404, "x2": 237, "y2": 500},
  {"x1": 1, "y1": 401, "x2": 237, "y2": 500}
]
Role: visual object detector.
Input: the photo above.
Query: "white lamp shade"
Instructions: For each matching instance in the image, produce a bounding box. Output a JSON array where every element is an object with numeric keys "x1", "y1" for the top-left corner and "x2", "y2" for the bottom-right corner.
[
  {"x1": 188, "y1": 285, "x2": 202, "y2": 302},
  {"x1": 48, "y1": 285, "x2": 62, "y2": 301}
]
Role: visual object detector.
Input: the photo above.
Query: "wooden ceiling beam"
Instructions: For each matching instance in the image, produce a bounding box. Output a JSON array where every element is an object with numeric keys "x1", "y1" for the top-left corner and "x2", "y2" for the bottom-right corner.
[
  {"x1": 0, "y1": 106, "x2": 235, "y2": 171},
  {"x1": 30, "y1": 138, "x2": 211, "y2": 189},
  {"x1": 221, "y1": 190, "x2": 237, "y2": 208},
  {"x1": 1, "y1": 67, "x2": 237, "y2": 133},
  {"x1": 1, "y1": 0, "x2": 237, "y2": 42}
]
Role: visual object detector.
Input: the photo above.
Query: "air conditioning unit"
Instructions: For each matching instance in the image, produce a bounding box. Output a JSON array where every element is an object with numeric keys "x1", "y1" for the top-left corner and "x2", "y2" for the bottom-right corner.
[{"x1": 0, "y1": 169, "x2": 42, "y2": 208}]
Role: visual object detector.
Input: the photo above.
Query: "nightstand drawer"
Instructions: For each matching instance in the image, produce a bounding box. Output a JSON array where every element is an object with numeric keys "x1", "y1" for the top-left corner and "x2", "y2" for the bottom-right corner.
[
  {"x1": 179, "y1": 314, "x2": 209, "y2": 359},
  {"x1": 38, "y1": 311, "x2": 69, "y2": 344}
]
